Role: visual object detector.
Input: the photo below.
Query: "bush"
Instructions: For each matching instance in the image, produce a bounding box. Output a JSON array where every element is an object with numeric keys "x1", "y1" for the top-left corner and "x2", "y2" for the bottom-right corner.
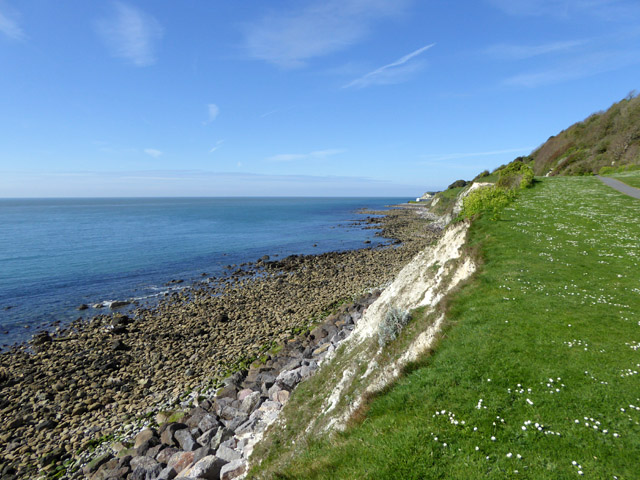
[
  {"x1": 378, "y1": 307, "x2": 411, "y2": 347},
  {"x1": 461, "y1": 186, "x2": 515, "y2": 220},
  {"x1": 496, "y1": 162, "x2": 534, "y2": 190},
  {"x1": 448, "y1": 179, "x2": 469, "y2": 189}
]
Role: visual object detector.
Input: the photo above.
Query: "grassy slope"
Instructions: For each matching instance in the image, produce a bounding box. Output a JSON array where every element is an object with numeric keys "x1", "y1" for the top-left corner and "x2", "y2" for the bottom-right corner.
[
  {"x1": 530, "y1": 94, "x2": 640, "y2": 176},
  {"x1": 609, "y1": 170, "x2": 640, "y2": 189},
  {"x1": 257, "y1": 177, "x2": 640, "y2": 479},
  {"x1": 428, "y1": 186, "x2": 465, "y2": 216}
]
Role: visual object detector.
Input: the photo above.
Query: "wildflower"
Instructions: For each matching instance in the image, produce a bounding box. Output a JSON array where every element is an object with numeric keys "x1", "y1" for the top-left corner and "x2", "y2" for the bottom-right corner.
[
  {"x1": 506, "y1": 453, "x2": 512, "y2": 458},
  {"x1": 526, "y1": 398, "x2": 534, "y2": 405},
  {"x1": 491, "y1": 436, "x2": 496, "y2": 441}
]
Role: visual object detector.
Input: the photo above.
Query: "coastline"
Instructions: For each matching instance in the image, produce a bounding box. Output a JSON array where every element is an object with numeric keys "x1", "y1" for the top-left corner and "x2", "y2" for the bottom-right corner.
[
  {"x1": 0, "y1": 197, "x2": 401, "y2": 351},
  {"x1": 0, "y1": 203, "x2": 439, "y2": 479}
]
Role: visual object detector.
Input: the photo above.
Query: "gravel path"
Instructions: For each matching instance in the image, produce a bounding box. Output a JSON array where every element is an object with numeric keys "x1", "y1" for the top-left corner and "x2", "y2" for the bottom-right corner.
[{"x1": 597, "y1": 175, "x2": 640, "y2": 199}]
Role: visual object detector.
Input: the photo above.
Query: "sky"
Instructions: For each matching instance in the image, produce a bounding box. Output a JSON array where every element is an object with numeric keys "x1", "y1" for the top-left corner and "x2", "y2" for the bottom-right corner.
[{"x1": 1, "y1": 0, "x2": 639, "y2": 197}]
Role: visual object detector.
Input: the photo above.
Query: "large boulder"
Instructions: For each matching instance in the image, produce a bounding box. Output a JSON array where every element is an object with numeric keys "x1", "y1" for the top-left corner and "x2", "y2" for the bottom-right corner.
[{"x1": 180, "y1": 455, "x2": 227, "y2": 480}]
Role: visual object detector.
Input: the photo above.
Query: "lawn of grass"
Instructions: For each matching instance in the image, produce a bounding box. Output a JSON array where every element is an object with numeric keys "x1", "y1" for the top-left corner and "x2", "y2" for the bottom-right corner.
[
  {"x1": 259, "y1": 177, "x2": 640, "y2": 479},
  {"x1": 609, "y1": 170, "x2": 640, "y2": 189}
]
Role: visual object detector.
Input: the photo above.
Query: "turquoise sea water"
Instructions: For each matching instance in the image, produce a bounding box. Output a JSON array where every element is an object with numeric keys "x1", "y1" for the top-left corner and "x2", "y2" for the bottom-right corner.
[{"x1": 0, "y1": 197, "x2": 404, "y2": 348}]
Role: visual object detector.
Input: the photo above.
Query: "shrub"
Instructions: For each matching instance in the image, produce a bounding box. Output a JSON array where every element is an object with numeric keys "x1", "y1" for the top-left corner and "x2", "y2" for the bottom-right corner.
[
  {"x1": 448, "y1": 179, "x2": 469, "y2": 189},
  {"x1": 496, "y1": 163, "x2": 534, "y2": 190},
  {"x1": 378, "y1": 307, "x2": 411, "y2": 347},
  {"x1": 461, "y1": 186, "x2": 515, "y2": 220}
]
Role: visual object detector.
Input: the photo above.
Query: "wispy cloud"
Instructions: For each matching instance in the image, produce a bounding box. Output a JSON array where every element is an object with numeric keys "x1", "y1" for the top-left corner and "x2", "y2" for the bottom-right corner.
[
  {"x1": 504, "y1": 50, "x2": 640, "y2": 87},
  {"x1": 344, "y1": 43, "x2": 434, "y2": 88},
  {"x1": 97, "y1": 1, "x2": 163, "y2": 67},
  {"x1": 243, "y1": 0, "x2": 410, "y2": 68},
  {"x1": 0, "y1": 3, "x2": 25, "y2": 40},
  {"x1": 484, "y1": 40, "x2": 585, "y2": 60},
  {"x1": 144, "y1": 148, "x2": 163, "y2": 158},
  {"x1": 421, "y1": 147, "x2": 532, "y2": 163},
  {"x1": 207, "y1": 104, "x2": 220, "y2": 122},
  {"x1": 209, "y1": 140, "x2": 224, "y2": 154},
  {"x1": 267, "y1": 149, "x2": 346, "y2": 162}
]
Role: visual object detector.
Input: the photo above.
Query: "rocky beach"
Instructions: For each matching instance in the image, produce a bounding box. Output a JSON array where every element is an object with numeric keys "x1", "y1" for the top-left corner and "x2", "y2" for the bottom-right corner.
[{"x1": 0, "y1": 204, "x2": 439, "y2": 479}]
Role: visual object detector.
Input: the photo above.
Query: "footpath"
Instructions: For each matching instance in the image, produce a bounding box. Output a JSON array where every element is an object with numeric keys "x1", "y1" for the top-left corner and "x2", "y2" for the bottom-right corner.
[{"x1": 597, "y1": 175, "x2": 640, "y2": 199}]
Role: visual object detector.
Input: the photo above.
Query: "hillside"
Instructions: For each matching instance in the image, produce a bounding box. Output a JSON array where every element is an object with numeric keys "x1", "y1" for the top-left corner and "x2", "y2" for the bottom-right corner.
[{"x1": 530, "y1": 92, "x2": 640, "y2": 176}]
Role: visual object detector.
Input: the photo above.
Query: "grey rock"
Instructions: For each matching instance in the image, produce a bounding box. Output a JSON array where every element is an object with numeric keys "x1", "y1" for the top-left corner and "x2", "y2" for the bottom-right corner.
[
  {"x1": 218, "y1": 405, "x2": 245, "y2": 421},
  {"x1": 175, "y1": 428, "x2": 200, "y2": 451},
  {"x1": 219, "y1": 459, "x2": 246, "y2": 480},
  {"x1": 276, "y1": 369, "x2": 302, "y2": 389},
  {"x1": 196, "y1": 428, "x2": 217, "y2": 448},
  {"x1": 82, "y1": 453, "x2": 113, "y2": 475},
  {"x1": 221, "y1": 415, "x2": 248, "y2": 432},
  {"x1": 134, "y1": 429, "x2": 157, "y2": 449},
  {"x1": 109, "y1": 300, "x2": 130, "y2": 309},
  {"x1": 213, "y1": 397, "x2": 234, "y2": 416},
  {"x1": 216, "y1": 384, "x2": 238, "y2": 401},
  {"x1": 192, "y1": 445, "x2": 215, "y2": 464},
  {"x1": 156, "y1": 465, "x2": 177, "y2": 480},
  {"x1": 156, "y1": 447, "x2": 179, "y2": 464},
  {"x1": 197, "y1": 414, "x2": 220, "y2": 433},
  {"x1": 130, "y1": 456, "x2": 162, "y2": 480},
  {"x1": 234, "y1": 417, "x2": 258, "y2": 436},
  {"x1": 181, "y1": 455, "x2": 227, "y2": 480},
  {"x1": 185, "y1": 407, "x2": 208, "y2": 429},
  {"x1": 215, "y1": 444, "x2": 241, "y2": 463},
  {"x1": 110, "y1": 339, "x2": 128, "y2": 351},
  {"x1": 267, "y1": 383, "x2": 281, "y2": 398},
  {"x1": 208, "y1": 427, "x2": 234, "y2": 451},
  {"x1": 259, "y1": 373, "x2": 276, "y2": 388},
  {"x1": 239, "y1": 391, "x2": 261, "y2": 414},
  {"x1": 136, "y1": 437, "x2": 160, "y2": 457},
  {"x1": 160, "y1": 423, "x2": 188, "y2": 447}
]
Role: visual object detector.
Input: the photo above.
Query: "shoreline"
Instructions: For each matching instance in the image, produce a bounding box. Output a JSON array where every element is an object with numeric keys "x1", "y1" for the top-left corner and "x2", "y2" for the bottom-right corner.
[
  {"x1": 0, "y1": 202, "x2": 395, "y2": 353},
  {"x1": 0, "y1": 203, "x2": 438, "y2": 478}
]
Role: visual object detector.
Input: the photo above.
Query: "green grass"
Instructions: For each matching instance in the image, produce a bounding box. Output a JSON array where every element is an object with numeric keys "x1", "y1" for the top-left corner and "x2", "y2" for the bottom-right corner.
[
  {"x1": 253, "y1": 177, "x2": 640, "y2": 479},
  {"x1": 429, "y1": 186, "x2": 465, "y2": 215},
  {"x1": 609, "y1": 169, "x2": 640, "y2": 189}
]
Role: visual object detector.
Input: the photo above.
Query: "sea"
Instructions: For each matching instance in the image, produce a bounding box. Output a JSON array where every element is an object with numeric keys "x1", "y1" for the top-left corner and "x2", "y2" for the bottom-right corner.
[{"x1": 0, "y1": 197, "x2": 406, "y2": 349}]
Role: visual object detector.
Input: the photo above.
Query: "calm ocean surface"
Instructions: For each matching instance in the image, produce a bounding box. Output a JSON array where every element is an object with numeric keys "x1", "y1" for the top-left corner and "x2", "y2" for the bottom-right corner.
[{"x1": 0, "y1": 197, "x2": 405, "y2": 348}]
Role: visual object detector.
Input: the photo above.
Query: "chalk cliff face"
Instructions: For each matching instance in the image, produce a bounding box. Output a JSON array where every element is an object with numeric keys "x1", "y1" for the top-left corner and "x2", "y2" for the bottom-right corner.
[
  {"x1": 319, "y1": 220, "x2": 475, "y2": 433},
  {"x1": 247, "y1": 199, "x2": 478, "y2": 469}
]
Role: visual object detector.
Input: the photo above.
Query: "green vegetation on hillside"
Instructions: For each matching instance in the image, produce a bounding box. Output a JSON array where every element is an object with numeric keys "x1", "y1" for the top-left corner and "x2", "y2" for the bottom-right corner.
[
  {"x1": 428, "y1": 186, "x2": 465, "y2": 216},
  {"x1": 251, "y1": 177, "x2": 640, "y2": 479},
  {"x1": 531, "y1": 92, "x2": 640, "y2": 176},
  {"x1": 460, "y1": 160, "x2": 534, "y2": 220}
]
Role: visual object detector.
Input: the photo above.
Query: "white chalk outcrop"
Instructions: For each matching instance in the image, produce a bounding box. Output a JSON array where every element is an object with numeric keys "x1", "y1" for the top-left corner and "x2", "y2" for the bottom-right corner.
[{"x1": 318, "y1": 220, "x2": 476, "y2": 432}]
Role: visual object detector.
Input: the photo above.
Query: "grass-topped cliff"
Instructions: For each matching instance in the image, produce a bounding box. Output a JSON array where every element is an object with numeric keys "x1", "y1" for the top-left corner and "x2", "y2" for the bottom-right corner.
[
  {"x1": 248, "y1": 169, "x2": 640, "y2": 479},
  {"x1": 529, "y1": 92, "x2": 640, "y2": 176}
]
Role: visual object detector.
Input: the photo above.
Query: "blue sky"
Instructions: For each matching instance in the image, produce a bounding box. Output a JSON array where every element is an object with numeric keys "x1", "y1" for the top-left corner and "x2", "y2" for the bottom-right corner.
[{"x1": 1, "y1": 0, "x2": 639, "y2": 197}]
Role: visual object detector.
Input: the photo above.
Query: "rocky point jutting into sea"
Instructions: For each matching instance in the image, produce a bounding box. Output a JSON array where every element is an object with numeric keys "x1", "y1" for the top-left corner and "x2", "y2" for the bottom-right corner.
[{"x1": 0, "y1": 203, "x2": 440, "y2": 479}]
